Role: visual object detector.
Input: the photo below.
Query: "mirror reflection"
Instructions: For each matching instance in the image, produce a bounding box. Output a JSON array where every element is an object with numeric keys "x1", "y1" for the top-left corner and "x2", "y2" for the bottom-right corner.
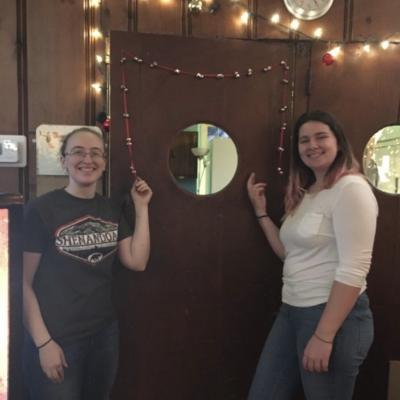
[
  {"x1": 169, "y1": 123, "x2": 238, "y2": 195},
  {"x1": 363, "y1": 125, "x2": 400, "y2": 195}
]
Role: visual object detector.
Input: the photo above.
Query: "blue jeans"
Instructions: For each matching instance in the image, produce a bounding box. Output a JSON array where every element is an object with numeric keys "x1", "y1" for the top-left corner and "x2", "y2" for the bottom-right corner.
[
  {"x1": 247, "y1": 293, "x2": 374, "y2": 400},
  {"x1": 23, "y1": 321, "x2": 119, "y2": 400}
]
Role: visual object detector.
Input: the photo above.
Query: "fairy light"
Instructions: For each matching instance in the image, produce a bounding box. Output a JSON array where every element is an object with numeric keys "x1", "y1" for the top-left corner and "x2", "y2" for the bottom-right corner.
[
  {"x1": 91, "y1": 28, "x2": 103, "y2": 39},
  {"x1": 89, "y1": 0, "x2": 101, "y2": 7},
  {"x1": 290, "y1": 19, "x2": 300, "y2": 31},
  {"x1": 96, "y1": 54, "x2": 103, "y2": 63},
  {"x1": 380, "y1": 40, "x2": 390, "y2": 50},
  {"x1": 270, "y1": 13, "x2": 280, "y2": 24},
  {"x1": 363, "y1": 43, "x2": 371, "y2": 53},
  {"x1": 328, "y1": 45, "x2": 341, "y2": 58},
  {"x1": 240, "y1": 11, "x2": 250, "y2": 24},
  {"x1": 91, "y1": 83, "x2": 102, "y2": 93},
  {"x1": 313, "y1": 28, "x2": 323, "y2": 39}
]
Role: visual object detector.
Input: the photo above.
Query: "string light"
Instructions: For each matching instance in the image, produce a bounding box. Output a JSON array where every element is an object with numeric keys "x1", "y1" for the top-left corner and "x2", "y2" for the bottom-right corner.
[
  {"x1": 270, "y1": 13, "x2": 280, "y2": 24},
  {"x1": 240, "y1": 11, "x2": 250, "y2": 24},
  {"x1": 328, "y1": 45, "x2": 341, "y2": 58},
  {"x1": 91, "y1": 28, "x2": 103, "y2": 39},
  {"x1": 91, "y1": 83, "x2": 102, "y2": 93},
  {"x1": 313, "y1": 28, "x2": 323, "y2": 39},
  {"x1": 380, "y1": 40, "x2": 390, "y2": 50},
  {"x1": 96, "y1": 55, "x2": 104, "y2": 64},
  {"x1": 188, "y1": 0, "x2": 203, "y2": 13},
  {"x1": 289, "y1": 19, "x2": 300, "y2": 31},
  {"x1": 89, "y1": 0, "x2": 101, "y2": 7},
  {"x1": 363, "y1": 43, "x2": 371, "y2": 53}
]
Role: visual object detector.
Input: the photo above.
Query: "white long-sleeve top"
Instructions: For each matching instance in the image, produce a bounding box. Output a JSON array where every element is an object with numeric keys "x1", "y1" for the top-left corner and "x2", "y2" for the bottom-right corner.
[{"x1": 279, "y1": 175, "x2": 378, "y2": 307}]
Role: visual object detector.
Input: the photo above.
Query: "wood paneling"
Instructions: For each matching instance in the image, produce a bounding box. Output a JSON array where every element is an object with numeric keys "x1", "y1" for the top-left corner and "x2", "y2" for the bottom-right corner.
[
  {"x1": 352, "y1": 0, "x2": 400, "y2": 41},
  {"x1": 27, "y1": 0, "x2": 86, "y2": 130},
  {"x1": 137, "y1": 0, "x2": 184, "y2": 35},
  {"x1": 105, "y1": 0, "x2": 131, "y2": 32},
  {"x1": 0, "y1": 0, "x2": 19, "y2": 133}
]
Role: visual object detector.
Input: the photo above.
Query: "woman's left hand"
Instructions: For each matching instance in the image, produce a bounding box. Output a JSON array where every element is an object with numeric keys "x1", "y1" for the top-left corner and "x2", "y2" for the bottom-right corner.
[
  {"x1": 302, "y1": 334, "x2": 333, "y2": 373},
  {"x1": 130, "y1": 177, "x2": 153, "y2": 207}
]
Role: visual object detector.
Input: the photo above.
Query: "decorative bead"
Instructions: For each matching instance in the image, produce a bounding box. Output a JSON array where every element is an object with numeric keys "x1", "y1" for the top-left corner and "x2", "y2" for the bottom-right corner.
[
  {"x1": 174, "y1": 69, "x2": 181, "y2": 74},
  {"x1": 123, "y1": 112, "x2": 130, "y2": 118},
  {"x1": 280, "y1": 105, "x2": 288, "y2": 112},
  {"x1": 282, "y1": 122, "x2": 287, "y2": 128},
  {"x1": 247, "y1": 68, "x2": 253, "y2": 76},
  {"x1": 126, "y1": 141, "x2": 133, "y2": 146},
  {"x1": 263, "y1": 66, "x2": 272, "y2": 72},
  {"x1": 150, "y1": 61, "x2": 158, "y2": 68},
  {"x1": 120, "y1": 57, "x2": 127, "y2": 64},
  {"x1": 234, "y1": 71, "x2": 240, "y2": 79},
  {"x1": 133, "y1": 56, "x2": 143, "y2": 63},
  {"x1": 278, "y1": 146, "x2": 285, "y2": 152},
  {"x1": 280, "y1": 60, "x2": 290, "y2": 70},
  {"x1": 196, "y1": 73, "x2": 205, "y2": 79},
  {"x1": 120, "y1": 85, "x2": 128, "y2": 92},
  {"x1": 281, "y1": 78, "x2": 289, "y2": 84},
  {"x1": 216, "y1": 73, "x2": 224, "y2": 79}
]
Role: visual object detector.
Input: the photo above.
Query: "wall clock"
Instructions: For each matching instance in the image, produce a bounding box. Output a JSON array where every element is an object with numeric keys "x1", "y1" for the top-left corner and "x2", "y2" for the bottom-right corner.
[{"x1": 283, "y1": 0, "x2": 334, "y2": 20}]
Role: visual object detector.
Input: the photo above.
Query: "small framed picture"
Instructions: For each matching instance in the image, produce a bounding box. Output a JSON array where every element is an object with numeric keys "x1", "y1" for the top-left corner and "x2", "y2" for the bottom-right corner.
[{"x1": 36, "y1": 125, "x2": 102, "y2": 175}]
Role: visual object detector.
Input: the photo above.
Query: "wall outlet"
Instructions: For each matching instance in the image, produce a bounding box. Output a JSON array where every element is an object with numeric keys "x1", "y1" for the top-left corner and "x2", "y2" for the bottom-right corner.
[{"x1": 0, "y1": 135, "x2": 27, "y2": 168}]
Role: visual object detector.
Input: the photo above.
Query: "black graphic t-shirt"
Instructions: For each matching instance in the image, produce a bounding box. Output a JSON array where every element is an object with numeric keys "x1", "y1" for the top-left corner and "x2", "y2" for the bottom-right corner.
[{"x1": 24, "y1": 189, "x2": 132, "y2": 344}]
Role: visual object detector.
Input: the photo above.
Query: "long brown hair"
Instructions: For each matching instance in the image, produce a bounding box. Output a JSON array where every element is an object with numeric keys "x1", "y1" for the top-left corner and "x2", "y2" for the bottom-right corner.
[{"x1": 284, "y1": 110, "x2": 360, "y2": 214}]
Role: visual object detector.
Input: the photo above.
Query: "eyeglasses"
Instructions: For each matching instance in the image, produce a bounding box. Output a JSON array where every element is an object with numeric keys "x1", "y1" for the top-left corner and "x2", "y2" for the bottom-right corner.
[{"x1": 64, "y1": 149, "x2": 105, "y2": 160}]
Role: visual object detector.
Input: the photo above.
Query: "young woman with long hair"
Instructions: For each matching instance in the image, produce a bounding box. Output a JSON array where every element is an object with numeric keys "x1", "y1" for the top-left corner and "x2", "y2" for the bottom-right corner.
[{"x1": 247, "y1": 110, "x2": 378, "y2": 400}]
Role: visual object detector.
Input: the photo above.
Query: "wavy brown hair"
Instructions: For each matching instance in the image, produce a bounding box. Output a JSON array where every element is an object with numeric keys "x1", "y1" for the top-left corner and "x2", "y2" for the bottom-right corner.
[{"x1": 284, "y1": 110, "x2": 360, "y2": 214}]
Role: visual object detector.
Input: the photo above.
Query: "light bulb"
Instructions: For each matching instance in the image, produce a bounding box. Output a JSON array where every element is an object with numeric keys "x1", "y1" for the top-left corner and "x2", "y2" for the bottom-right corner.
[
  {"x1": 328, "y1": 46, "x2": 341, "y2": 57},
  {"x1": 270, "y1": 13, "x2": 280, "y2": 24},
  {"x1": 240, "y1": 11, "x2": 250, "y2": 24},
  {"x1": 313, "y1": 28, "x2": 323, "y2": 39},
  {"x1": 290, "y1": 19, "x2": 300, "y2": 30},
  {"x1": 91, "y1": 83, "x2": 102, "y2": 93},
  {"x1": 363, "y1": 43, "x2": 371, "y2": 53},
  {"x1": 91, "y1": 29, "x2": 103, "y2": 39},
  {"x1": 380, "y1": 40, "x2": 390, "y2": 50}
]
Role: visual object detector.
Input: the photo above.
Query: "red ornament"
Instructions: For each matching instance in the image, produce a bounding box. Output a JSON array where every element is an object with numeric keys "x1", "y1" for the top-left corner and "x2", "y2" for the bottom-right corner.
[
  {"x1": 102, "y1": 117, "x2": 110, "y2": 132},
  {"x1": 322, "y1": 53, "x2": 335, "y2": 66}
]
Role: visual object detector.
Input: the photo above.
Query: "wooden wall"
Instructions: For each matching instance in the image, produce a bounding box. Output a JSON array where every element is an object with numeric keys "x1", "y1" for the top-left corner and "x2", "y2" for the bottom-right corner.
[{"x1": 1, "y1": 0, "x2": 399, "y2": 399}]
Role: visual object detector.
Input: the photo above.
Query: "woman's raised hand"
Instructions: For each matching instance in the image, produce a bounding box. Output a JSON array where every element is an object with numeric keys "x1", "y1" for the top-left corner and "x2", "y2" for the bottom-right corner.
[
  {"x1": 130, "y1": 177, "x2": 153, "y2": 208},
  {"x1": 247, "y1": 172, "x2": 267, "y2": 215}
]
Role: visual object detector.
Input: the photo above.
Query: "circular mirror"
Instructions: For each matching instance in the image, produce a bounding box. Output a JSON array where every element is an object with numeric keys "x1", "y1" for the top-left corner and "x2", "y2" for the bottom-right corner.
[
  {"x1": 363, "y1": 125, "x2": 400, "y2": 195},
  {"x1": 169, "y1": 123, "x2": 238, "y2": 195}
]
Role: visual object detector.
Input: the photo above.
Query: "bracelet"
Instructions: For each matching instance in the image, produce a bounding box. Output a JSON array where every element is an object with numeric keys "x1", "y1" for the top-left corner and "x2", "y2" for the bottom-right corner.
[
  {"x1": 313, "y1": 332, "x2": 333, "y2": 344},
  {"x1": 256, "y1": 214, "x2": 269, "y2": 219},
  {"x1": 37, "y1": 337, "x2": 53, "y2": 350}
]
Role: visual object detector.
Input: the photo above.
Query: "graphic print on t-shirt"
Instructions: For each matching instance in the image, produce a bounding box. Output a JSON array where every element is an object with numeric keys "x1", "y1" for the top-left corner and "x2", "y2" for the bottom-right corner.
[{"x1": 55, "y1": 215, "x2": 118, "y2": 265}]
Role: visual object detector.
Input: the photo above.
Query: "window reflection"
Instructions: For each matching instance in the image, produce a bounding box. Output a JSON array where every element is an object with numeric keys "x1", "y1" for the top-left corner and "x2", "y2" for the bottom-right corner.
[
  {"x1": 169, "y1": 123, "x2": 238, "y2": 195},
  {"x1": 363, "y1": 125, "x2": 400, "y2": 195}
]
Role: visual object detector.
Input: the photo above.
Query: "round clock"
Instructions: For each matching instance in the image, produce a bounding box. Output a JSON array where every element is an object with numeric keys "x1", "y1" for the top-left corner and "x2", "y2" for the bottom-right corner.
[{"x1": 283, "y1": 0, "x2": 334, "y2": 20}]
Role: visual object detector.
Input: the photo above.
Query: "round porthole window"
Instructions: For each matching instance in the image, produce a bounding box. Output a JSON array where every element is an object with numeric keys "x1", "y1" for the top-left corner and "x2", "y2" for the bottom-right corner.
[
  {"x1": 363, "y1": 125, "x2": 400, "y2": 195},
  {"x1": 169, "y1": 123, "x2": 238, "y2": 195}
]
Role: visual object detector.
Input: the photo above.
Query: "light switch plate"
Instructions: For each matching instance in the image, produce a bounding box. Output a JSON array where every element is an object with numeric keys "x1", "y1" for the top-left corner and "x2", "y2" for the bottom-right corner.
[{"x1": 0, "y1": 135, "x2": 27, "y2": 167}]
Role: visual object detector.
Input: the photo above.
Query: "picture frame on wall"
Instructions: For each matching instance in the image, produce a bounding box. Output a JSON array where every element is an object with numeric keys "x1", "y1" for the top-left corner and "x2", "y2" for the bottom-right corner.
[{"x1": 36, "y1": 124, "x2": 102, "y2": 176}]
